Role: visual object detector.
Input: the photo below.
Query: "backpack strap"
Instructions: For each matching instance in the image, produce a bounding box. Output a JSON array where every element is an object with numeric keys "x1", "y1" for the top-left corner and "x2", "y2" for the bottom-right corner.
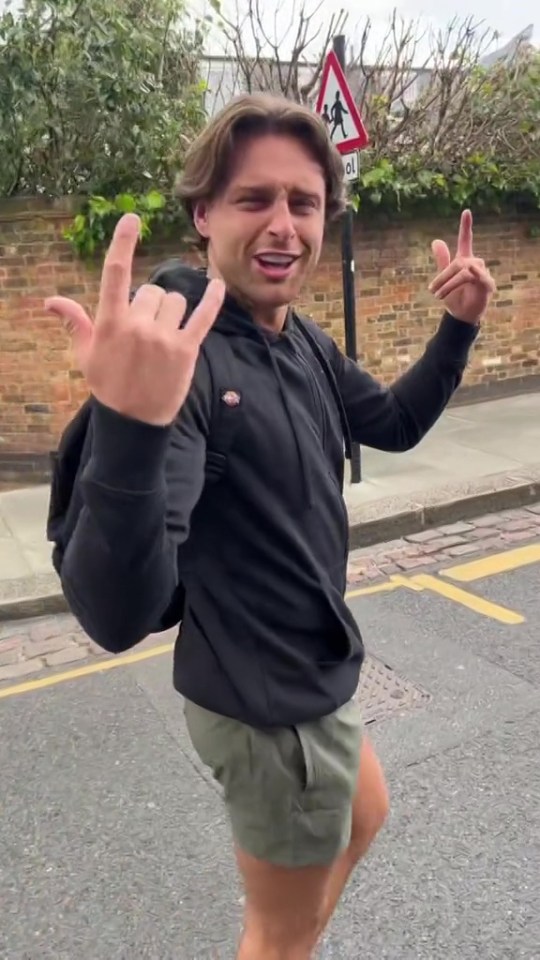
[
  {"x1": 154, "y1": 334, "x2": 242, "y2": 632},
  {"x1": 203, "y1": 332, "x2": 243, "y2": 484},
  {"x1": 142, "y1": 263, "x2": 243, "y2": 484}
]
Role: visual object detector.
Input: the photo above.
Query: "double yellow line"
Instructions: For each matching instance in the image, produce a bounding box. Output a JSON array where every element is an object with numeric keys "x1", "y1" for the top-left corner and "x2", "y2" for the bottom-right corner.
[
  {"x1": 1, "y1": 544, "x2": 538, "y2": 703},
  {"x1": 351, "y1": 571, "x2": 523, "y2": 624},
  {"x1": 348, "y1": 544, "x2": 540, "y2": 626},
  {"x1": 348, "y1": 543, "x2": 540, "y2": 625}
]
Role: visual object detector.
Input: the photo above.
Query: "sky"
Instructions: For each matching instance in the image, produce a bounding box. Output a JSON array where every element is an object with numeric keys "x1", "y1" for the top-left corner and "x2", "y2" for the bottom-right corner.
[
  {"x1": 0, "y1": 0, "x2": 535, "y2": 61},
  {"x1": 375, "y1": 0, "x2": 534, "y2": 36},
  {"x1": 194, "y1": 0, "x2": 537, "y2": 61}
]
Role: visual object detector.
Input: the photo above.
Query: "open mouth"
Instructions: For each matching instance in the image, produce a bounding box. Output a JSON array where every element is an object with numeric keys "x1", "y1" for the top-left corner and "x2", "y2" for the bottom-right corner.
[{"x1": 253, "y1": 253, "x2": 300, "y2": 279}]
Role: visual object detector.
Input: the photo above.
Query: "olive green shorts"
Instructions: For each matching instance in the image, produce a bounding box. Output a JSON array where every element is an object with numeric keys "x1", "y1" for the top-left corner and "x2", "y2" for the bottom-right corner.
[{"x1": 183, "y1": 697, "x2": 363, "y2": 868}]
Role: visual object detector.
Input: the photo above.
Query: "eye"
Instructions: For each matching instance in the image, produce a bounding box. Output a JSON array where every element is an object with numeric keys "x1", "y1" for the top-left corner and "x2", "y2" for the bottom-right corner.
[
  {"x1": 237, "y1": 196, "x2": 268, "y2": 209},
  {"x1": 291, "y1": 197, "x2": 317, "y2": 212}
]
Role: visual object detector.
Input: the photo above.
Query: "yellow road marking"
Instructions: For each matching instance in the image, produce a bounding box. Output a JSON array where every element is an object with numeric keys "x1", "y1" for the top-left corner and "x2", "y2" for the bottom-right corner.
[
  {"x1": 0, "y1": 642, "x2": 174, "y2": 701},
  {"x1": 346, "y1": 581, "x2": 399, "y2": 600},
  {"x1": 3, "y1": 581, "x2": 406, "y2": 701},
  {"x1": 440, "y1": 544, "x2": 540, "y2": 583},
  {"x1": 408, "y1": 573, "x2": 524, "y2": 625},
  {"x1": 345, "y1": 575, "x2": 409, "y2": 600},
  {"x1": 0, "y1": 555, "x2": 530, "y2": 702},
  {"x1": 348, "y1": 569, "x2": 524, "y2": 624},
  {"x1": 346, "y1": 574, "x2": 419, "y2": 599}
]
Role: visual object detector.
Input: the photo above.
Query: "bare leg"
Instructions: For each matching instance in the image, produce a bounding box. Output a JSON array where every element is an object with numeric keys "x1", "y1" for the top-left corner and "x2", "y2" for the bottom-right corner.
[
  {"x1": 316, "y1": 735, "x2": 389, "y2": 938},
  {"x1": 234, "y1": 735, "x2": 388, "y2": 959},
  {"x1": 235, "y1": 848, "x2": 333, "y2": 960}
]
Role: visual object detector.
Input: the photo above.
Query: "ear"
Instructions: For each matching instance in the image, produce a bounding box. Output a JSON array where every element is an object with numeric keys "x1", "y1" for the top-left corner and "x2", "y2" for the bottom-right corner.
[{"x1": 193, "y1": 201, "x2": 210, "y2": 240}]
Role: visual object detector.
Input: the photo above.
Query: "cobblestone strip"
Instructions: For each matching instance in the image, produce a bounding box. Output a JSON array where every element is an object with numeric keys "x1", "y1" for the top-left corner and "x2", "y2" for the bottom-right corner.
[
  {"x1": 0, "y1": 614, "x2": 107, "y2": 682},
  {"x1": 1, "y1": 504, "x2": 539, "y2": 684},
  {"x1": 0, "y1": 610, "x2": 167, "y2": 682},
  {"x1": 346, "y1": 503, "x2": 540, "y2": 584}
]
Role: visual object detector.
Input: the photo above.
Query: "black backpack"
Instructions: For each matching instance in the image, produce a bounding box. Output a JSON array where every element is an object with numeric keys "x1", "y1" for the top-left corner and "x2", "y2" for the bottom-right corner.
[
  {"x1": 46, "y1": 329, "x2": 243, "y2": 632},
  {"x1": 47, "y1": 267, "x2": 352, "y2": 633}
]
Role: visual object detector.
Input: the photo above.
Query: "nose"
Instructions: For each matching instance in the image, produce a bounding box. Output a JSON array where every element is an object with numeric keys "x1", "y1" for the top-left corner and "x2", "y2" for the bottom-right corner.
[{"x1": 267, "y1": 199, "x2": 296, "y2": 242}]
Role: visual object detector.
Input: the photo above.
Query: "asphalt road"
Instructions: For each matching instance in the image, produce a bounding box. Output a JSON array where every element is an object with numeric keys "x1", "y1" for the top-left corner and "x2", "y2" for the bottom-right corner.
[{"x1": 1, "y1": 549, "x2": 539, "y2": 959}]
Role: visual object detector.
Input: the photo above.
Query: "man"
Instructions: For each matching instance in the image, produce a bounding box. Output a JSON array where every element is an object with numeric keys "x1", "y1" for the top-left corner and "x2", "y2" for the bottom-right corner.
[{"x1": 46, "y1": 93, "x2": 495, "y2": 959}]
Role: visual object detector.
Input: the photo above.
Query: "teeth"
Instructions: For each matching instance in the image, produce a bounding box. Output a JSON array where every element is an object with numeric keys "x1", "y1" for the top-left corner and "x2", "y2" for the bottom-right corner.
[{"x1": 257, "y1": 255, "x2": 295, "y2": 266}]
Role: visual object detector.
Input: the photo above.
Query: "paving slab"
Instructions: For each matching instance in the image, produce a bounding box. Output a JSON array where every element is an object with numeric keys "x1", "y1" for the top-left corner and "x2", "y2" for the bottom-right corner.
[{"x1": 0, "y1": 393, "x2": 538, "y2": 615}]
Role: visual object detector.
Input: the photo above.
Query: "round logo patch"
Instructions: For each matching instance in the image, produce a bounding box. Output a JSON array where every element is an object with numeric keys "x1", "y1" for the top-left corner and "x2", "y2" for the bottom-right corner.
[{"x1": 221, "y1": 390, "x2": 241, "y2": 407}]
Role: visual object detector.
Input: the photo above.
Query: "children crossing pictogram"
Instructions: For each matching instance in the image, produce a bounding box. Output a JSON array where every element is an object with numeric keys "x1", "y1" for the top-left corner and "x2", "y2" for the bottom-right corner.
[{"x1": 315, "y1": 50, "x2": 369, "y2": 155}]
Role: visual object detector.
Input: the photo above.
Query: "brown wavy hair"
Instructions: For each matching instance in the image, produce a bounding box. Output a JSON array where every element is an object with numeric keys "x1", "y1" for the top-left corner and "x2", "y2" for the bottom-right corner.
[{"x1": 175, "y1": 93, "x2": 347, "y2": 225}]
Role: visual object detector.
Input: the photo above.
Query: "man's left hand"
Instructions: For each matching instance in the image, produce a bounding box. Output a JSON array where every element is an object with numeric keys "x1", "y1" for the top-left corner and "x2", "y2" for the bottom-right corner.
[{"x1": 429, "y1": 210, "x2": 496, "y2": 325}]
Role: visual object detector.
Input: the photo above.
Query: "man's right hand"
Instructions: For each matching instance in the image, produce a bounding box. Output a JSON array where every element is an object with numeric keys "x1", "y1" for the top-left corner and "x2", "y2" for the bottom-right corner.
[{"x1": 45, "y1": 213, "x2": 225, "y2": 427}]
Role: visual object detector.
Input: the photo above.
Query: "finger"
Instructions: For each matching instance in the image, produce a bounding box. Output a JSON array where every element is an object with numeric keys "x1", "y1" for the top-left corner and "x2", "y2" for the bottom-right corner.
[
  {"x1": 431, "y1": 239, "x2": 451, "y2": 273},
  {"x1": 45, "y1": 296, "x2": 94, "y2": 367},
  {"x1": 431, "y1": 257, "x2": 486, "y2": 293},
  {"x1": 457, "y1": 209, "x2": 473, "y2": 258},
  {"x1": 129, "y1": 283, "x2": 167, "y2": 322},
  {"x1": 182, "y1": 279, "x2": 226, "y2": 346},
  {"x1": 155, "y1": 291, "x2": 188, "y2": 335},
  {"x1": 469, "y1": 262, "x2": 497, "y2": 293},
  {"x1": 45, "y1": 296, "x2": 93, "y2": 342},
  {"x1": 96, "y1": 213, "x2": 141, "y2": 329},
  {"x1": 429, "y1": 259, "x2": 463, "y2": 294},
  {"x1": 433, "y1": 267, "x2": 474, "y2": 301}
]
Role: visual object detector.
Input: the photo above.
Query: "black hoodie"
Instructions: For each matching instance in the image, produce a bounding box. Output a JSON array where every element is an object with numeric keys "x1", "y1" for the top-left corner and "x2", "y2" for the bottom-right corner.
[{"x1": 60, "y1": 262, "x2": 478, "y2": 727}]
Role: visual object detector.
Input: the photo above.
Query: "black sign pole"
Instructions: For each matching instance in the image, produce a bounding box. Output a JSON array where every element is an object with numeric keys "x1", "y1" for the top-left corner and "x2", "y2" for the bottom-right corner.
[{"x1": 332, "y1": 34, "x2": 361, "y2": 484}]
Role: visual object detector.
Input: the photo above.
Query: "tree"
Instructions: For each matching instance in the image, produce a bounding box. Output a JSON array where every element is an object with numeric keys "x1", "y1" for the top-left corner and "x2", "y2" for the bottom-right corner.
[
  {"x1": 347, "y1": 14, "x2": 539, "y2": 168},
  {"x1": 209, "y1": 3, "x2": 540, "y2": 216},
  {"x1": 0, "y1": 0, "x2": 207, "y2": 198},
  {"x1": 347, "y1": 17, "x2": 540, "y2": 215},
  {"x1": 209, "y1": 0, "x2": 347, "y2": 106}
]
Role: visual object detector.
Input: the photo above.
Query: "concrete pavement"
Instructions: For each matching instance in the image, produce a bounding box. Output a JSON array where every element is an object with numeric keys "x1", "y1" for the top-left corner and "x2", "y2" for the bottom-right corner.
[
  {"x1": 0, "y1": 392, "x2": 539, "y2": 617},
  {"x1": 1, "y1": 503, "x2": 539, "y2": 683},
  {"x1": 1, "y1": 530, "x2": 539, "y2": 959}
]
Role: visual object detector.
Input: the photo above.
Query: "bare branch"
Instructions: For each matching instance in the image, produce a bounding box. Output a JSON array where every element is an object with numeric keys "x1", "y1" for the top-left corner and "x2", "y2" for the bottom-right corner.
[
  {"x1": 210, "y1": 3, "x2": 538, "y2": 175},
  {"x1": 214, "y1": 0, "x2": 346, "y2": 104}
]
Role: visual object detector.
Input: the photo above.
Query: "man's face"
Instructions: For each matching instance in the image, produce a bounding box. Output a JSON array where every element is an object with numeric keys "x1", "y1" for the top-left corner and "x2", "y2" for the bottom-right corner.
[{"x1": 193, "y1": 133, "x2": 326, "y2": 315}]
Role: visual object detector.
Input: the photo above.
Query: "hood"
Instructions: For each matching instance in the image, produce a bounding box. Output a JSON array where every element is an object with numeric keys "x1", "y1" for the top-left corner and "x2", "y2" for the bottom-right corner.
[
  {"x1": 147, "y1": 258, "x2": 263, "y2": 340},
  {"x1": 147, "y1": 259, "x2": 352, "y2": 506}
]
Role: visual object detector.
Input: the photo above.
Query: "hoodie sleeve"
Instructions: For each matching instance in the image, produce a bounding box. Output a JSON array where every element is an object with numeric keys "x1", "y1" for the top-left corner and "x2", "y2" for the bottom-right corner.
[
  {"x1": 330, "y1": 312, "x2": 479, "y2": 451},
  {"x1": 59, "y1": 354, "x2": 212, "y2": 653}
]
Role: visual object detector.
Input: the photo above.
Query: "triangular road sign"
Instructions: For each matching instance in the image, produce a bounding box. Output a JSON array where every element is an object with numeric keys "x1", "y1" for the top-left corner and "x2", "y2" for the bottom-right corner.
[{"x1": 316, "y1": 50, "x2": 369, "y2": 155}]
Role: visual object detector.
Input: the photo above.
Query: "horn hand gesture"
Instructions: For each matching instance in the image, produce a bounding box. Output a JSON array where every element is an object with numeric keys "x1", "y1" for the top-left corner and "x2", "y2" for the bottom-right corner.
[
  {"x1": 45, "y1": 213, "x2": 225, "y2": 427},
  {"x1": 429, "y1": 210, "x2": 496, "y2": 325}
]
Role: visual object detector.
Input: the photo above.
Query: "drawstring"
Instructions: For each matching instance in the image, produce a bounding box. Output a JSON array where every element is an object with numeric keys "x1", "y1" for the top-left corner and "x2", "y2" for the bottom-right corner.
[
  {"x1": 258, "y1": 314, "x2": 354, "y2": 510},
  {"x1": 293, "y1": 315, "x2": 353, "y2": 460},
  {"x1": 261, "y1": 338, "x2": 315, "y2": 509}
]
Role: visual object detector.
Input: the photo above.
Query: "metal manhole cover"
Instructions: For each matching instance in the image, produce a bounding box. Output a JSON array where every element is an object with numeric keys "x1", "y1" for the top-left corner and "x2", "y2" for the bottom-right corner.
[{"x1": 354, "y1": 654, "x2": 431, "y2": 724}]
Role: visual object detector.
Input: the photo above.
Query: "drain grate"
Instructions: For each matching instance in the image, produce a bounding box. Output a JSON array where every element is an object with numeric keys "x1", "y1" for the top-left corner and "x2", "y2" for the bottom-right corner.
[{"x1": 354, "y1": 654, "x2": 432, "y2": 724}]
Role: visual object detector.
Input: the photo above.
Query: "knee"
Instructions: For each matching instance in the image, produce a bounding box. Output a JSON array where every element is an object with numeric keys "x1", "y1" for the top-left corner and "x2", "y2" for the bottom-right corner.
[
  {"x1": 264, "y1": 905, "x2": 323, "y2": 948},
  {"x1": 349, "y1": 779, "x2": 390, "y2": 861},
  {"x1": 241, "y1": 904, "x2": 323, "y2": 960},
  {"x1": 367, "y1": 777, "x2": 390, "y2": 840},
  {"x1": 373, "y1": 778, "x2": 390, "y2": 833}
]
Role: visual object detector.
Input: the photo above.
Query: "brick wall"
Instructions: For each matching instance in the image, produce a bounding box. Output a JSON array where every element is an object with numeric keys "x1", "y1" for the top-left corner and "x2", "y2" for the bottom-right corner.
[{"x1": 0, "y1": 197, "x2": 539, "y2": 480}]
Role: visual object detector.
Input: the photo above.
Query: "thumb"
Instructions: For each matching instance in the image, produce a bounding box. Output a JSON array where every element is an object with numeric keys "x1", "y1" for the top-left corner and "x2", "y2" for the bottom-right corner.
[
  {"x1": 45, "y1": 296, "x2": 93, "y2": 365},
  {"x1": 431, "y1": 239, "x2": 451, "y2": 273}
]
